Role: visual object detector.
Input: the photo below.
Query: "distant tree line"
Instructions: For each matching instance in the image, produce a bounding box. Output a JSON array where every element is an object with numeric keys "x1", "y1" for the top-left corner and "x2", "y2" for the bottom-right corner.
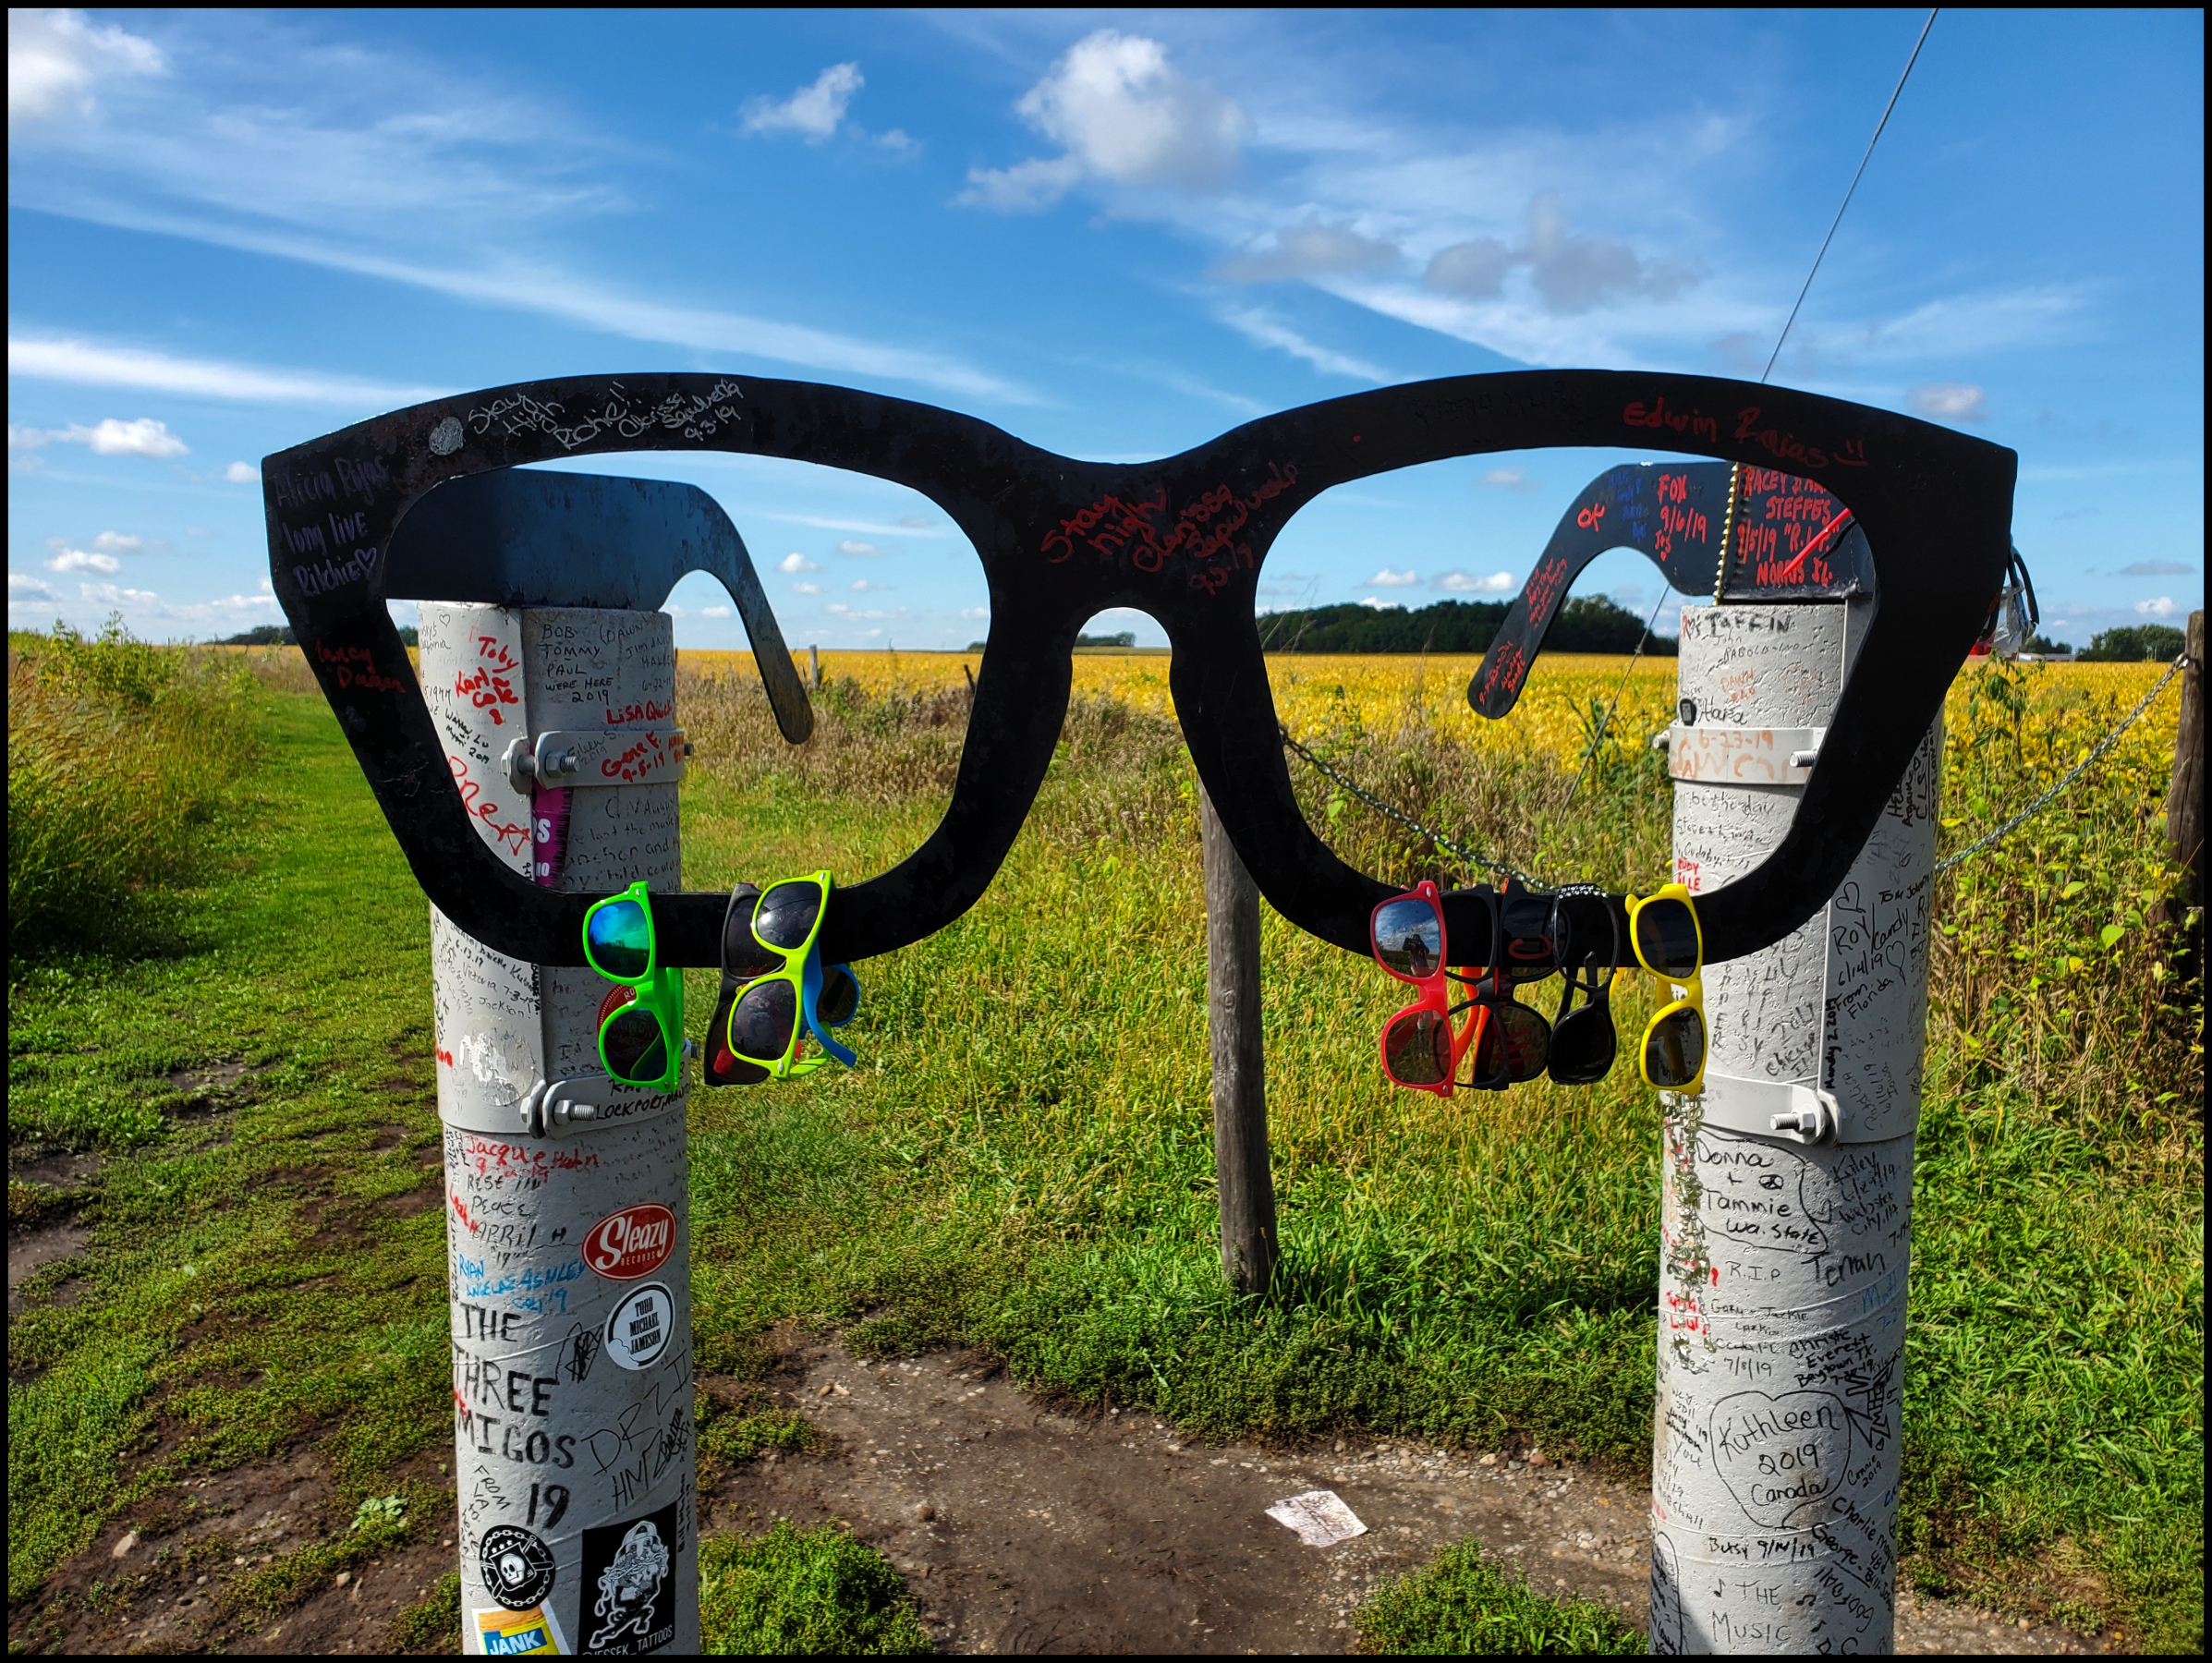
[
  {"x1": 1255, "y1": 594, "x2": 1676, "y2": 656},
  {"x1": 2074, "y1": 623, "x2": 2187, "y2": 662}
]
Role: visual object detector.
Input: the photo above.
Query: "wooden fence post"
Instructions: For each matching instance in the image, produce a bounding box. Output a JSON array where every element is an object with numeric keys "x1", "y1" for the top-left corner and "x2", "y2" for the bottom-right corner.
[
  {"x1": 1200, "y1": 781, "x2": 1278, "y2": 1295},
  {"x1": 2166, "y1": 610, "x2": 2203, "y2": 944}
]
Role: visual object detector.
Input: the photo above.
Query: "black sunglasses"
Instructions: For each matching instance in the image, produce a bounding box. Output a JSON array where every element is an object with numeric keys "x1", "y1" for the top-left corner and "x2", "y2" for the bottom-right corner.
[{"x1": 263, "y1": 370, "x2": 2013, "y2": 973}]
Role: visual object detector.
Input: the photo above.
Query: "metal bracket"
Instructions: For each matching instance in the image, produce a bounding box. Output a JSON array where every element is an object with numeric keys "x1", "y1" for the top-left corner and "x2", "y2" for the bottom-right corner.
[
  {"x1": 517, "y1": 1045, "x2": 694, "y2": 1137},
  {"x1": 1699, "y1": 1071, "x2": 1843, "y2": 1145},
  {"x1": 1666, "y1": 725, "x2": 1825, "y2": 785},
  {"x1": 504, "y1": 728, "x2": 691, "y2": 795}
]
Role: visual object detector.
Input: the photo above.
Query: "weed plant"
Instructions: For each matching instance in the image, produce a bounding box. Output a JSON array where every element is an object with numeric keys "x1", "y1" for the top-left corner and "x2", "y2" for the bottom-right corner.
[{"x1": 7, "y1": 619, "x2": 261, "y2": 955}]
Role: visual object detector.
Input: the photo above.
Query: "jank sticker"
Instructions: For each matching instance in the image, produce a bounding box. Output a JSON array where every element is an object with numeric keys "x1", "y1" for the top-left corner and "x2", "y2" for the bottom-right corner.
[{"x1": 472, "y1": 1601, "x2": 567, "y2": 1655}]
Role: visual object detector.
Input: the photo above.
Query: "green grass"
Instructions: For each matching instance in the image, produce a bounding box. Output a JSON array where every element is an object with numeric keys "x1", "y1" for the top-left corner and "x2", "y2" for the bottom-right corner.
[
  {"x1": 699, "y1": 1522, "x2": 931, "y2": 1654},
  {"x1": 6, "y1": 662, "x2": 2201, "y2": 1651},
  {"x1": 1355, "y1": 1537, "x2": 1644, "y2": 1654}
]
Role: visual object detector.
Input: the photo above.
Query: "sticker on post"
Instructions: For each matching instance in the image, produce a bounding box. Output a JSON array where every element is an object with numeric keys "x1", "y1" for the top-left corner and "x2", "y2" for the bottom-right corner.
[
  {"x1": 584, "y1": 1204, "x2": 676, "y2": 1281},
  {"x1": 1266, "y1": 1489, "x2": 1367, "y2": 1548},
  {"x1": 604, "y1": 1282, "x2": 674, "y2": 1371},
  {"x1": 479, "y1": 1523, "x2": 557, "y2": 1610},
  {"x1": 580, "y1": 1502, "x2": 680, "y2": 1654},
  {"x1": 472, "y1": 1600, "x2": 568, "y2": 1655}
]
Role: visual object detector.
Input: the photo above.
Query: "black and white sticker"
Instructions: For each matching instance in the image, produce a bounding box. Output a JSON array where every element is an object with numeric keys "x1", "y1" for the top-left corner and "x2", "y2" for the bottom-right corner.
[
  {"x1": 478, "y1": 1523, "x2": 557, "y2": 1610},
  {"x1": 604, "y1": 1281, "x2": 673, "y2": 1372}
]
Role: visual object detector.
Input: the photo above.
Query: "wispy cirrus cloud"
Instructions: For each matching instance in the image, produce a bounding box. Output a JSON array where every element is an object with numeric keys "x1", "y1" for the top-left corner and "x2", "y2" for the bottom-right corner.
[
  {"x1": 9, "y1": 336, "x2": 444, "y2": 407},
  {"x1": 8, "y1": 17, "x2": 1026, "y2": 404}
]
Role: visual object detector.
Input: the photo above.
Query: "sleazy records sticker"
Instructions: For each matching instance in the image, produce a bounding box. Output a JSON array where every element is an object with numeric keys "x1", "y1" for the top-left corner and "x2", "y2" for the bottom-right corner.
[
  {"x1": 604, "y1": 1281, "x2": 674, "y2": 1371},
  {"x1": 583, "y1": 1203, "x2": 676, "y2": 1281}
]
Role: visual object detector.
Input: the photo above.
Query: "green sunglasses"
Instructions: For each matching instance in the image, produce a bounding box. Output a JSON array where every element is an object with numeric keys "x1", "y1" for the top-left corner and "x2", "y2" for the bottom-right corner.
[{"x1": 581, "y1": 880, "x2": 686, "y2": 1092}]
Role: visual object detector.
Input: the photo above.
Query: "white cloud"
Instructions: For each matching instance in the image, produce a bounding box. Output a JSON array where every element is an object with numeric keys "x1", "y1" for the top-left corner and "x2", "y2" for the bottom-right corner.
[
  {"x1": 1215, "y1": 216, "x2": 1400, "y2": 283},
  {"x1": 826, "y1": 602, "x2": 905, "y2": 620},
  {"x1": 1367, "y1": 566, "x2": 1419, "y2": 587},
  {"x1": 76, "y1": 579, "x2": 164, "y2": 609},
  {"x1": 876, "y1": 127, "x2": 918, "y2": 156},
  {"x1": 1908, "y1": 382, "x2": 1987, "y2": 422},
  {"x1": 1424, "y1": 192, "x2": 1700, "y2": 316},
  {"x1": 6, "y1": 415, "x2": 188, "y2": 455},
  {"x1": 1218, "y1": 306, "x2": 1389, "y2": 382},
  {"x1": 1479, "y1": 467, "x2": 1537, "y2": 492},
  {"x1": 9, "y1": 336, "x2": 444, "y2": 407},
  {"x1": 764, "y1": 513, "x2": 956, "y2": 538},
  {"x1": 1359, "y1": 597, "x2": 1404, "y2": 611},
  {"x1": 223, "y1": 460, "x2": 258, "y2": 482},
  {"x1": 2120, "y1": 560, "x2": 2194, "y2": 577},
  {"x1": 836, "y1": 540, "x2": 884, "y2": 557},
  {"x1": 1435, "y1": 569, "x2": 1516, "y2": 593},
  {"x1": 957, "y1": 154, "x2": 1083, "y2": 212},
  {"x1": 699, "y1": 605, "x2": 731, "y2": 619},
  {"x1": 48, "y1": 546, "x2": 119, "y2": 573},
  {"x1": 849, "y1": 579, "x2": 893, "y2": 593},
  {"x1": 776, "y1": 552, "x2": 820, "y2": 574},
  {"x1": 792, "y1": 580, "x2": 822, "y2": 595},
  {"x1": 8, "y1": 7, "x2": 163, "y2": 130},
  {"x1": 741, "y1": 63, "x2": 862, "y2": 143},
  {"x1": 2135, "y1": 596, "x2": 2178, "y2": 617},
  {"x1": 959, "y1": 606, "x2": 990, "y2": 621},
  {"x1": 960, "y1": 30, "x2": 1247, "y2": 211},
  {"x1": 897, "y1": 516, "x2": 934, "y2": 529},
  {"x1": 91, "y1": 530, "x2": 144, "y2": 552},
  {"x1": 10, "y1": 571, "x2": 61, "y2": 601}
]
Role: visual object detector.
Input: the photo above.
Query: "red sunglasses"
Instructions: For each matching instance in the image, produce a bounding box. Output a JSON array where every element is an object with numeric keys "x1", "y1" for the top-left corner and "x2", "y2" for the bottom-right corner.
[{"x1": 1371, "y1": 881, "x2": 1507, "y2": 1097}]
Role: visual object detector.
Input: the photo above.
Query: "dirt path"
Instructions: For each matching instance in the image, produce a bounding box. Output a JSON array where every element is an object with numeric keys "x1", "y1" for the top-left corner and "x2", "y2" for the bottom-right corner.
[{"x1": 710, "y1": 1336, "x2": 2114, "y2": 1657}]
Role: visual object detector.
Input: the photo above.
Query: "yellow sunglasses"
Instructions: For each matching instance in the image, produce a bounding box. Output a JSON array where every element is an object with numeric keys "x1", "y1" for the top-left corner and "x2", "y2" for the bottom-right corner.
[{"x1": 1625, "y1": 882, "x2": 1706, "y2": 1093}]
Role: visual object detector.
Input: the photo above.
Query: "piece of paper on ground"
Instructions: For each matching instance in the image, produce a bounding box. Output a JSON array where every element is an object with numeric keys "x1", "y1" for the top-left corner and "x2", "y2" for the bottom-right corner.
[{"x1": 1266, "y1": 1488, "x2": 1367, "y2": 1548}]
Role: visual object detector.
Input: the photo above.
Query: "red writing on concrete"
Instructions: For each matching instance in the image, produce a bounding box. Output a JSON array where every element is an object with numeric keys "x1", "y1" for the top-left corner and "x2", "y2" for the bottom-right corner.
[
  {"x1": 448, "y1": 755, "x2": 529, "y2": 857},
  {"x1": 1576, "y1": 501, "x2": 1607, "y2": 530},
  {"x1": 1040, "y1": 462, "x2": 1299, "y2": 593},
  {"x1": 459, "y1": 1135, "x2": 602, "y2": 1184},
  {"x1": 453, "y1": 664, "x2": 519, "y2": 725},
  {"x1": 600, "y1": 731, "x2": 675, "y2": 783},
  {"x1": 605, "y1": 698, "x2": 673, "y2": 726},
  {"x1": 315, "y1": 638, "x2": 406, "y2": 695},
  {"x1": 475, "y1": 634, "x2": 518, "y2": 673}
]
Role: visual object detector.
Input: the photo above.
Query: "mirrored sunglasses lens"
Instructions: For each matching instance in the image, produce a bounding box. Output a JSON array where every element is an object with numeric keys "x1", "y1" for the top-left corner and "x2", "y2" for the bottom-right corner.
[
  {"x1": 723, "y1": 889, "x2": 779, "y2": 975},
  {"x1": 1635, "y1": 899, "x2": 1699, "y2": 979},
  {"x1": 1372, "y1": 900, "x2": 1443, "y2": 978},
  {"x1": 1549, "y1": 1007, "x2": 1617, "y2": 1085},
  {"x1": 587, "y1": 899, "x2": 652, "y2": 979},
  {"x1": 816, "y1": 965, "x2": 859, "y2": 1026},
  {"x1": 1384, "y1": 1010, "x2": 1451, "y2": 1085},
  {"x1": 602, "y1": 1007, "x2": 666, "y2": 1083},
  {"x1": 730, "y1": 978, "x2": 797, "y2": 1062},
  {"x1": 1644, "y1": 1006, "x2": 1707, "y2": 1088},
  {"x1": 755, "y1": 881, "x2": 822, "y2": 950}
]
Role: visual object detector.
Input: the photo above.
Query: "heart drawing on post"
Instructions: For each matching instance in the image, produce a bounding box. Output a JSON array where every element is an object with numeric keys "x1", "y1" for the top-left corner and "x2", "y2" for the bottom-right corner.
[{"x1": 1709, "y1": 1389, "x2": 1853, "y2": 1528}]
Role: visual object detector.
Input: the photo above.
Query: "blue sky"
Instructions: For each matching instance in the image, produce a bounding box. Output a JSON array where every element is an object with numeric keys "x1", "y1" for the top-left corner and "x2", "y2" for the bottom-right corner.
[{"x1": 8, "y1": 7, "x2": 2203, "y2": 650}]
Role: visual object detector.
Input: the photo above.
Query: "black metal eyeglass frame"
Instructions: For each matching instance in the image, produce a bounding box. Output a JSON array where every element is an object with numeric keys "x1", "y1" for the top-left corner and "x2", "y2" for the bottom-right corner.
[{"x1": 262, "y1": 369, "x2": 2014, "y2": 971}]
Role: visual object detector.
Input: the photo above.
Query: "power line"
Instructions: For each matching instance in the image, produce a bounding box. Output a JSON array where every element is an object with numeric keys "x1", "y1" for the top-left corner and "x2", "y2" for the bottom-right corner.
[{"x1": 1762, "y1": 8, "x2": 1939, "y2": 382}]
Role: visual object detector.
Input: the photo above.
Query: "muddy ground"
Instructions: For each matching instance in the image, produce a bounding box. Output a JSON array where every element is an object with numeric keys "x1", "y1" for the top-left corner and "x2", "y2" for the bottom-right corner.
[{"x1": 11, "y1": 1198, "x2": 2117, "y2": 1654}]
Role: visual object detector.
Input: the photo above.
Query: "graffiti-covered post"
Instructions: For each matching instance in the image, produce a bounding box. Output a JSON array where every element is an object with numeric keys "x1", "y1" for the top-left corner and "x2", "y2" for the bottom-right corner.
[
  {"x1": 1647, "y1": 601, "x2": 1939, "y2": 1655},
  {"x1": 423, "y1": 601, "x2": 699, "y2": 1657}
]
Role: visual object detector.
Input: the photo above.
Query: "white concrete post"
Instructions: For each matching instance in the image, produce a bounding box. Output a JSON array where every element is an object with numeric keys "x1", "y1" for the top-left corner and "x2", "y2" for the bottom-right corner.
[
  {"x1": 422, "y1": 601, "x2": 699, "y2": 1657},
  {"x1": 1647, "y1": 601, "x2": 1941, "y2": 1656}
]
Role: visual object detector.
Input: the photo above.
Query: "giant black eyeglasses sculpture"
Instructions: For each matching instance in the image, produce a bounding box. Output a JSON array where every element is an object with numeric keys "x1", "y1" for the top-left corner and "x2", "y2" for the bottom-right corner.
[{"x1": 263, "y1": 370, "x2": 2015, "y2": 972}]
